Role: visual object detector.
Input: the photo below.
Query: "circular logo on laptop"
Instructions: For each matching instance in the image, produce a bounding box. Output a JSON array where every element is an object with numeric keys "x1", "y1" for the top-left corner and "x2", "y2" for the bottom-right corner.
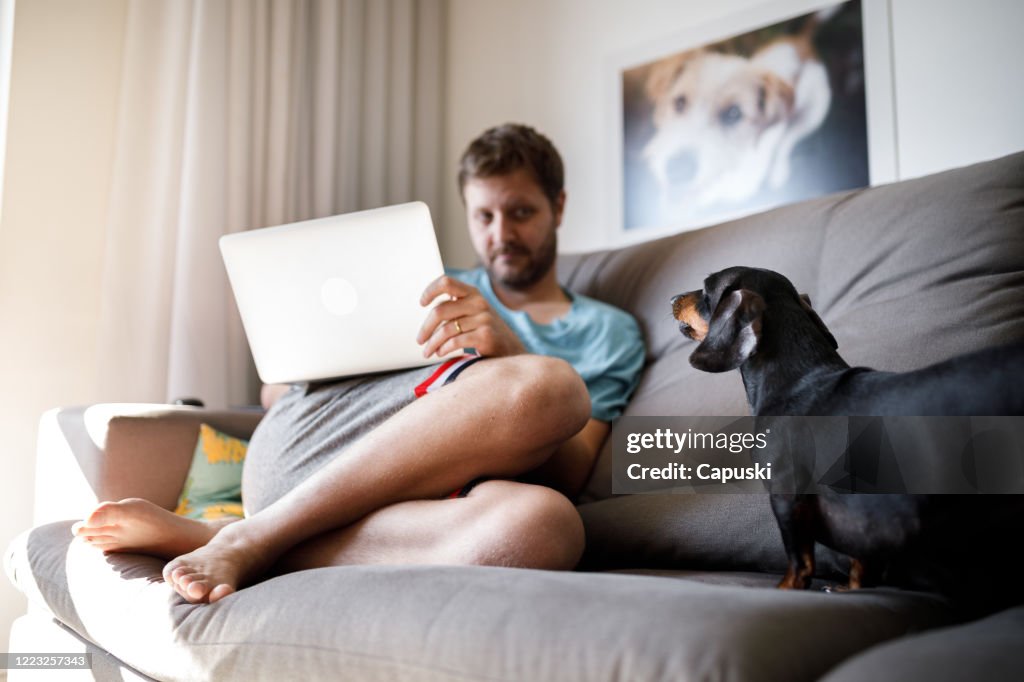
[{"x1": 320, "y1": 277, "x2": 359, "y2": 316}]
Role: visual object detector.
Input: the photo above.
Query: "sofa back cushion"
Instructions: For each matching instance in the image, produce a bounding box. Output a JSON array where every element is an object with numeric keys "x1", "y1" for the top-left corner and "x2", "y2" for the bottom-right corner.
[{"x1": 561, "y1": 152, "x2": 1024, "y2": 501}]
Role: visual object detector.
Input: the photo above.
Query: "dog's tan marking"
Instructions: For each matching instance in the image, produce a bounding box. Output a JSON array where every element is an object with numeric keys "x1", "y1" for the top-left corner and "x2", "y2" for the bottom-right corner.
[
  {"x1": 645, "y1": 50, "x2": 698, "y2": 103},
  {"x1": 847, "y1": 557, "x2": 866, "y2": 590},
  {"x1": 672, "y1": 292, "x2": 709, "y2": 341},
  {"x1": 777, "y1": 547, "x2": 815, "y2": 590},
  {"x1": 778, "y1": 567, "x2": 799, "y2": 590}
]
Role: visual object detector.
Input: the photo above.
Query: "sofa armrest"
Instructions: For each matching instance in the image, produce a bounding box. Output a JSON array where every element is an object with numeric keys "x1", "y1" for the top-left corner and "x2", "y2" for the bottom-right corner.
[{"x1": 34, "y1": 404, "x2": 264, "y2": 526}]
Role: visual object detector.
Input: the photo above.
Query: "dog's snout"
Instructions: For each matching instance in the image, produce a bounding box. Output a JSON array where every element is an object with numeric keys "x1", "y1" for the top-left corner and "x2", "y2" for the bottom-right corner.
[
  {"x1": 672, "y1": 290, "x2": 709, "y2": 341},
  {"x1": 671, "y1": 291, "x2": 698, "y2": 320},
  {"x1": 666, "y1": 151, "x2": 698, "y2": 186}
]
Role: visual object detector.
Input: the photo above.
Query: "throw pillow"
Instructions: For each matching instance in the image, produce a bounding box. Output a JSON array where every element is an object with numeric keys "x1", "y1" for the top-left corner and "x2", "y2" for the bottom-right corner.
[{"x1": 174, "y1": 423, "x2": 247, "y2": 520}]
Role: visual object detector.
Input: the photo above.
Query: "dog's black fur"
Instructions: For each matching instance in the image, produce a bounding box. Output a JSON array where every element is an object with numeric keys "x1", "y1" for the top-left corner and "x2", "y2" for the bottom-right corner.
[{"x1": 672, "y1": 266, "x2": 1024, "y2": 611}]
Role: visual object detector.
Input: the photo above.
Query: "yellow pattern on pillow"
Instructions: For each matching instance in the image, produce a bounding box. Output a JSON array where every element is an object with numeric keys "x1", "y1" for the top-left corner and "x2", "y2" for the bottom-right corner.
[{"x1": 174, "y1": 423, "x2": 247, "y2": 520}]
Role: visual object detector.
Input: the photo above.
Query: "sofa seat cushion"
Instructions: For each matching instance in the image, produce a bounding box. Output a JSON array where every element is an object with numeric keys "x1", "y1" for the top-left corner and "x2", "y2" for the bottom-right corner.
[
  {"x1": 8, "y1": 521, "x2": 956, "y2": 682},
  {"x1": 820, "y1": 605, "x2": 1024, "y2": 682},
  {"x1": 579, "y1": 494, "x2": 849, "y2": 579}
]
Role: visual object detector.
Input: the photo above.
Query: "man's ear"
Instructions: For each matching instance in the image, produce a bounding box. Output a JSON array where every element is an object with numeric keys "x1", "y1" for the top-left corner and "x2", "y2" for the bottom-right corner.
[
  {"x1": 552, "y1": 190, "x2": 566, "y2": 229},
  {"x1": 689, "y1": 289, "x2": 766, "y2": 372},
  {"x1": 798, "y1": 294, "x2": 838, "y2": 350}
]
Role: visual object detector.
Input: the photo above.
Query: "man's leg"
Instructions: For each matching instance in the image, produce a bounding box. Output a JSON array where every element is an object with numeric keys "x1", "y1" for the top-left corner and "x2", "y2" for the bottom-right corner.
[
  {"x1": 163, "y1": 355, "x2": 589, "y2": 603},
  {"x1": 73, "y1": 479, "x2": 583, "y2": 570},
  {"x1": 275, "y1": 479, "x2": 583, "y2": 571}
]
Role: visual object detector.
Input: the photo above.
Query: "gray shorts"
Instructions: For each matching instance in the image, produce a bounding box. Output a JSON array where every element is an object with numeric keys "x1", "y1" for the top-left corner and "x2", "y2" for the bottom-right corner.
[{"x1": 241, "y1": 355, "x2": 484, "y2": 515}]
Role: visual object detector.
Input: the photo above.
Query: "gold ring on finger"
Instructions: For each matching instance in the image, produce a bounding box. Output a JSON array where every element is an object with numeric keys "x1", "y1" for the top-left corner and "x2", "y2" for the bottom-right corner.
[{"x1": 454, "y1": 319, "x2": 463, "y2": 334}]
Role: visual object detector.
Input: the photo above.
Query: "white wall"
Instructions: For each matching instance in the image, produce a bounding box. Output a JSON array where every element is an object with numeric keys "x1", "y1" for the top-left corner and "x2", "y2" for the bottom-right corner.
[
  {"x1": 891, "y1": 0, "x2": 1024, "y2": 179},
  {"x1": 0, "y1": 0, "x2": 128, "y2": 653},
  {"x1": 442, "y1": 0, "x2": 1024, "y2": 265},
  {"x1": 0, "y1": 0, "x2": 14, "y2": 226},
  {"x1": 444, "y1": 0, "x2": 768, "y2": 266}
]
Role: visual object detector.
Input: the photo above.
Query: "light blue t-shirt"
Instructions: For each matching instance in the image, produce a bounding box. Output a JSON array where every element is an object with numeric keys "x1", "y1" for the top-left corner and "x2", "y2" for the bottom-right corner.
[{"x1": 449, "y1": 267, "x2": 645, "y2": 422}]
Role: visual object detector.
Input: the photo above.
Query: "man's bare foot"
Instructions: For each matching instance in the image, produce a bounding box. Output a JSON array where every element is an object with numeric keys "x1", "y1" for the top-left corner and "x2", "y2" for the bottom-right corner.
[
  {"x1": 71, "y1": 498, "x2": 228, "y2": 558},
  {"x1": 161, "y1": 523, "x2": 274, "y2": 603}
]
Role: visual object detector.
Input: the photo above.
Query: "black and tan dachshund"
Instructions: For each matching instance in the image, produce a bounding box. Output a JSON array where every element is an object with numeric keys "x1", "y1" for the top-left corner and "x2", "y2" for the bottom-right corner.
[{"x1": 671, "y1": 266, "x2": 1024, "y2": 602}]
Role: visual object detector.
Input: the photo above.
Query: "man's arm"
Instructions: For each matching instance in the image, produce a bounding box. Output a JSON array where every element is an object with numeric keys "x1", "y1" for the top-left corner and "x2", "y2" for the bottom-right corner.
[
  {"x1": 522, "y1": 418, "x2": 609, "y2": 499},
  {"x1": 417, "y1": 274, "x2": 612, "y2": 498}
]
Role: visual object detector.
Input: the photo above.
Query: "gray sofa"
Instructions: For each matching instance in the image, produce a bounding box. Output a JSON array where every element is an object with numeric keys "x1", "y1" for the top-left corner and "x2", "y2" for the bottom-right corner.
[{"x1": 6, "y1": 152, "x2": 1024, "y2": 681}]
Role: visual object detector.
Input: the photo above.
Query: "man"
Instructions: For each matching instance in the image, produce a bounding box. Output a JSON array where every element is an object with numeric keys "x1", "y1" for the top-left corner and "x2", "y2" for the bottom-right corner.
[{"x1": 73, "y1": 124, "x2": 645, "y2": 604}]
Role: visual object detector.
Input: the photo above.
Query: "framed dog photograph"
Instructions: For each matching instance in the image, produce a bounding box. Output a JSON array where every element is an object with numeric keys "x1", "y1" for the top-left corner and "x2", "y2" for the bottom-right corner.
[{"x1": 619, "y1": 0, "x2": 887, "y2": 235}]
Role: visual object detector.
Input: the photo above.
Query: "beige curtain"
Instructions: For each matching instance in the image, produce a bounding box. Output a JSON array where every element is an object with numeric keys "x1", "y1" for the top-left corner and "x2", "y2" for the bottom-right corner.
[{"x1": 96, "y1": 0, "x2": 445, "y2": 408}]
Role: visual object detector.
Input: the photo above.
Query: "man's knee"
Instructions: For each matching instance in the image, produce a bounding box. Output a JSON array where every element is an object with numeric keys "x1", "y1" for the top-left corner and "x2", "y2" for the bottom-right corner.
[
  {"x1": 500, "y1": 355, "x2": 590, "y2": 444},
  {"x1": 464, "y1": 481, "x2": 584, "y2": 570}
]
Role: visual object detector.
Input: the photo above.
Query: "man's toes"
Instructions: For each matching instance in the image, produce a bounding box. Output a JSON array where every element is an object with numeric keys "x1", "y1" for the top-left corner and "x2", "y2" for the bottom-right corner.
[
  {"x1": 170, "y1": 565, "x2": 197, "y2": 581},
  {"x1": 76, "y1": 525, "x2": 114, "y2": 536},
  {"x1": 183, "y1": 578, "x2": 212, "y2": 602},
  {"x1": 85, "y1": 501, "x2": 120, "y2": 526},
  {"x1": 87, "y1": 498, "x2": 148, "y2": 524},
  {"x1": 169, "y1": 569, "x2": 205, "y2": 594},
  {"x1": 73, "y1": 524, "x2": 116, "y2": 541},
  {"x1": 163, "y1": 562, "x2": 190, "y2": 583},
  {"x1": 94, "y1": 543, "x2": 124, "y2": 553},
  {"x1": 73, "y1": 519, "x2": 116, "y2": 537},
  {"x1": 208, "y1": 584, "x2": 236, "y2": 603},
  {"x1": 166, "y1": 566, "x2": 196, "y2": 587},
  {"x1": 177, "y1": 571, "x2": 200, "y2": 586}
]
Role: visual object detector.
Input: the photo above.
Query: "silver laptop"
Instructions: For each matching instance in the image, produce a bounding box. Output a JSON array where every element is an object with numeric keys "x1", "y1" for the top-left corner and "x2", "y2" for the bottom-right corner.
[{"x1": 220, "y1": 202, "x2": 459, "y2": 384}]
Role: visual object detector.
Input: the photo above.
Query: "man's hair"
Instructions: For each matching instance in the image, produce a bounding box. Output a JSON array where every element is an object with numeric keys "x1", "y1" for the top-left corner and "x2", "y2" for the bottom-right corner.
[{"x1": 457, "y1": 124, "x2": 564, "y2": 207}]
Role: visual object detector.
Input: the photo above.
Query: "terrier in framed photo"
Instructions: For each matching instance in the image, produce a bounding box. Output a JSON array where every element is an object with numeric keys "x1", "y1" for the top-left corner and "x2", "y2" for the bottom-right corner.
[{"x1": 623, "y1": 0, "x2": 869, "y2": 231}]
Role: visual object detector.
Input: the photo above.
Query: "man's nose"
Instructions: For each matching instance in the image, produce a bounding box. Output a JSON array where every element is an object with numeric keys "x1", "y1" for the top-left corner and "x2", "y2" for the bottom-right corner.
[{"x1": 490, "y1": 213, "x2": 516, "y2": 242}]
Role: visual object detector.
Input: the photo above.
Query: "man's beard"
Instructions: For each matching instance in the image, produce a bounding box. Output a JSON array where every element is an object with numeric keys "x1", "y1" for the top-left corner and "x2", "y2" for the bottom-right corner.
[{"x1": 487, "y1": 228, "x2": 557, "y2": 291}]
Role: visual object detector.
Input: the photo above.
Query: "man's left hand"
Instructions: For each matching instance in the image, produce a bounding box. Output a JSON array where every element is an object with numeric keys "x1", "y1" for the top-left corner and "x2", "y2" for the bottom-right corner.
[{"x1": 417, "y1": 275, "x2": 527, "y2": 359}]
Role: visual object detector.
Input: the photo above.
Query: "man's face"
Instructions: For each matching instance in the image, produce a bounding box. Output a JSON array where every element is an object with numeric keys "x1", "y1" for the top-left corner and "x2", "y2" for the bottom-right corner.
[{"x1": 462, "y1": 168, "x2": 564, "y2": 291}]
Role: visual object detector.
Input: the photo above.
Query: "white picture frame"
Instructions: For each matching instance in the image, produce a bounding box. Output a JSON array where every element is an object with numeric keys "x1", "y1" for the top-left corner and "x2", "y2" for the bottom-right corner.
[{"x1": 606, "y1": 0, "x2": 895, "y2": 246}]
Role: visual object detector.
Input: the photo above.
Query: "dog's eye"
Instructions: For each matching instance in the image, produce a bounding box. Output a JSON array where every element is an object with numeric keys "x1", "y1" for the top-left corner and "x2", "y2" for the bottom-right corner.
[
  {"x1": 719, "y1": 104, "x2": 743, "y2": 127},
  {"x1": 673, "y1": 95, "x2": 687, "y2": 114}
]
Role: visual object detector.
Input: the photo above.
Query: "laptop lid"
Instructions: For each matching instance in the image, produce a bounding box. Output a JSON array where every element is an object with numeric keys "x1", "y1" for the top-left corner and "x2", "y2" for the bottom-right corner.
[{"x1": 219, "y1": 201, "x2": 458, "y2": 384}]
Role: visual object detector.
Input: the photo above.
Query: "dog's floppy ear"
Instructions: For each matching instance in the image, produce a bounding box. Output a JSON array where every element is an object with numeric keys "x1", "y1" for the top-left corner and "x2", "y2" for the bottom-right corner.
[
  {"x1": 645, "y1": 50, "x2": 695, "y2": 102},
  {"x1": 690, "y1": 289, "x2": 766, "y2": 372},
  {"x1": 757, "y1": 71, "x2": 795, "y2": 124},
  {"x1": 799, "y1": 294, "x2": 838, "y2": 350}
]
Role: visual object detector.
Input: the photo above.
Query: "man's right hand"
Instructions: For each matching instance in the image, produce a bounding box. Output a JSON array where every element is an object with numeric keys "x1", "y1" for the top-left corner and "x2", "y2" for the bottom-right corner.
[{"x1": 417, "y1": 275, "x2": 526, "y2": 359}]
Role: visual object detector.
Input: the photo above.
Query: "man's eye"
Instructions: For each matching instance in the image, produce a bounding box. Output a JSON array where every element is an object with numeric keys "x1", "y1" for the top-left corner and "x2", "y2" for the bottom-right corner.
[
  {"x1": 477, "y1": 212, "x2": 492, "y2": 224},
  {"x1": 513, "y1": 207, "x2": 534, "y2": 220}
]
